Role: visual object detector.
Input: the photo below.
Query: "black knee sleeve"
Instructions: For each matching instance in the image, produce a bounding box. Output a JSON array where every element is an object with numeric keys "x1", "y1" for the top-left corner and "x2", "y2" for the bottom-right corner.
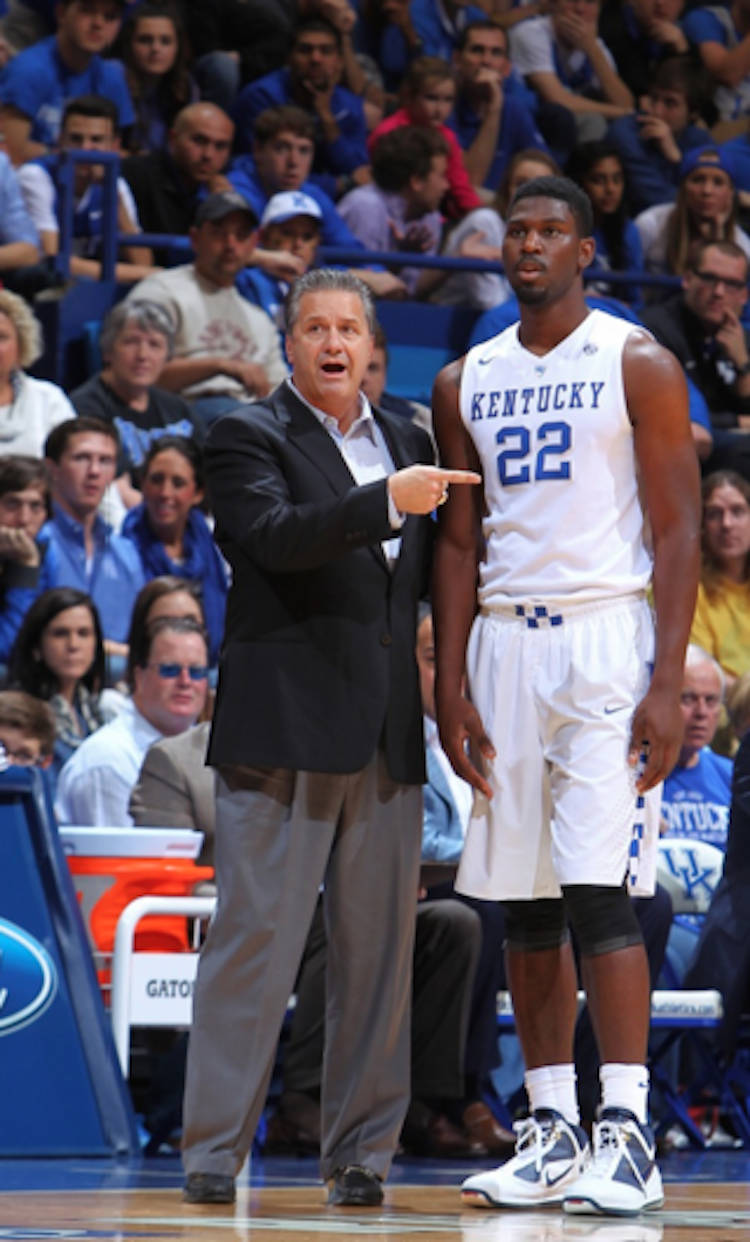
[
  {"x1": 503, "y1": 897, "x2": 569, "y2": 953},
  {"x1": 563, "y1": 883, "x2": 643, "y2": 958}
]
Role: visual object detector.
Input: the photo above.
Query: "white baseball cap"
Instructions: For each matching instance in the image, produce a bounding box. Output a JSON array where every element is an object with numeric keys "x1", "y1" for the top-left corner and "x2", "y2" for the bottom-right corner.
[{"x1": 261, "y1": 191, "x2": 324, "y2": 229}]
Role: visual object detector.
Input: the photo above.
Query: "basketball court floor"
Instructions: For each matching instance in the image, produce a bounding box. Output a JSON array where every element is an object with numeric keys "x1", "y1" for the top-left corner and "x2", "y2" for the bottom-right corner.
[{"x1": 2, "y1": 1148, "x2": 749, "y2": 1242}]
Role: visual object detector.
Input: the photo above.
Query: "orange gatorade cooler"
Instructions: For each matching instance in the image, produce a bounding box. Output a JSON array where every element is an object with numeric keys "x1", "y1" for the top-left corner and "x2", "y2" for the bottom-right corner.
[{"x1": 59, "y1": 827, "x2": 214, "y2": 995}]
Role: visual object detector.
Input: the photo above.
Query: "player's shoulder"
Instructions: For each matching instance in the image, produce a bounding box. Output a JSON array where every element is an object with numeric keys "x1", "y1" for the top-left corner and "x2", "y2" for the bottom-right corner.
[{"x1": 465, "y1": 322, "x2": 519, "y2": 371}]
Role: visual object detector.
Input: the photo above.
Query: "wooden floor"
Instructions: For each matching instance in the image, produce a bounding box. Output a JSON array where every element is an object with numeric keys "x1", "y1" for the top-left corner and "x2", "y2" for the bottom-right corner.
[{"x1": 1, "y1": 1156, "x2": 749, "y2": 1242}]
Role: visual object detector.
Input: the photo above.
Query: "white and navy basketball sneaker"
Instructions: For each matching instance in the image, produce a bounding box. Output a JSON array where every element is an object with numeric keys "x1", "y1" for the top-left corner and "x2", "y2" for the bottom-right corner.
[
  {"x1": 562, "y1": 1108, "x2": 663, "y2": 1217},
  {"x1": 461, "y1": 1109, "x2": 591, "y2": 1209}
]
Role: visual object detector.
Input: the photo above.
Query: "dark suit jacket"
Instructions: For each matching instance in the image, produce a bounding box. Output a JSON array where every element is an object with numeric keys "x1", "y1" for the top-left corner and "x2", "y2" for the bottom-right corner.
[
  {"x1": 204, "y1": 380, "x2": 434, "y2": 784},
  {"x1": 684, "y1": 732, "x2": 750, "y2": 1054}
]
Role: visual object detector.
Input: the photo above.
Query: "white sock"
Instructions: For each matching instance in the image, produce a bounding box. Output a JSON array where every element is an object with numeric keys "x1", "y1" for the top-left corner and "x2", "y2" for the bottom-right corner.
[
  {"x1": 600, "y1": 1062, "x2": 650, "y2": 1125},
  {"x1": 525, "y1": 1064, "x2": 580, "y2": 1124}
]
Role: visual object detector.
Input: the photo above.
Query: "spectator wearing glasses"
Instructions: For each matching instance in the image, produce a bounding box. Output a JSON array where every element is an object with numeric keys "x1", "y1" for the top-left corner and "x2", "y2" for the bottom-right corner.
[
  {"x1": 8, "y1": 587, "x2": 107, "y2": 779},
  {"x1": 641, "y1": 238, "x2": 750, "y2": 476},
  {"x1": 0, "y1": 690, "x2": 56, "y2": 772},
  {"x1": 55, "y1": 614, "x2": 209, "y2": 826}
]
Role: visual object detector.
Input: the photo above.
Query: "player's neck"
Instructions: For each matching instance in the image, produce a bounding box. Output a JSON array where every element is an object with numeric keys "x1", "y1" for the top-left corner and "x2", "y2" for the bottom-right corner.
[{"x1": 517, "y1": 299, "x2": 590, "y2": 356}]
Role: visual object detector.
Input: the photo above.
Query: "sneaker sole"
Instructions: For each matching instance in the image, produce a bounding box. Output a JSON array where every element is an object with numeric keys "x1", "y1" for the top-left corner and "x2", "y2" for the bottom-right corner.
[
  {"x1": 462, "y1": 1187, "x2": 568, "y2": 1209},
  {"x1": 563, "y1": 1193, "x2": 664, "y2": 1217}
]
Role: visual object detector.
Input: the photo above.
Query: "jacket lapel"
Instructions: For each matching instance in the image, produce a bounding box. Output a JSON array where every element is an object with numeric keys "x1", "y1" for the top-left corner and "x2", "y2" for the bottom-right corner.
[{"x1": 275, "y1": 383, "x2": 394, "y2": 571}]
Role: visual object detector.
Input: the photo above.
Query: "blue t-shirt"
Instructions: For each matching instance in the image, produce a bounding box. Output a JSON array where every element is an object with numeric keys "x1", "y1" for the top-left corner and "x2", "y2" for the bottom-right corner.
[
  {"x1": 227, "y1": 157, "x2": 367, "y2": 252},
  {"x1": 450, "y1": 94, "x2": 549, "y2": 191},
  {"x1": 662, "y1": 748, "x2": 734, "y2": 850},
  {"x1": 231, "y1": 68, "x2": 368, "y2": 195},
  {"x1": 0, "y1": 36, "x2": 134, "y2": 148}
]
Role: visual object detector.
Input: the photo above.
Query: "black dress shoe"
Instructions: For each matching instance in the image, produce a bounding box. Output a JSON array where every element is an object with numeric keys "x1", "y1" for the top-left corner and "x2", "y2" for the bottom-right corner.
[
  {"x1": 327, "y1": 1165, "x2": 383, "y2": 1207},
  {"x1": 183, "y1": 1173, "x2": 236, "y2": 1204}
]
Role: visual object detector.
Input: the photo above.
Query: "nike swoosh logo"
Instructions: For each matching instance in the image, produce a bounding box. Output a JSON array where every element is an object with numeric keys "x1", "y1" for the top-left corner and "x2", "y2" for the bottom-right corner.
[
  {"x1": 604, "y1": 704, "x2": 626, "y2": 715},
  {"x1": 477, "y1": 357, "x2": 494, "y2": 366},
  {"x1": 543, "y1": 1168, "x2": 573, "y2": 1187}
]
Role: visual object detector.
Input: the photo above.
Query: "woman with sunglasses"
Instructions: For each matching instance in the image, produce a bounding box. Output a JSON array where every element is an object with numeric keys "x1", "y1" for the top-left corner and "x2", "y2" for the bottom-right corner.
[
  {"x1": 8, "y1": 587, "x2": 108, "y2": 780},
  {"x1": 121, "y1": 437, "x2": 228, "y2": 668}
]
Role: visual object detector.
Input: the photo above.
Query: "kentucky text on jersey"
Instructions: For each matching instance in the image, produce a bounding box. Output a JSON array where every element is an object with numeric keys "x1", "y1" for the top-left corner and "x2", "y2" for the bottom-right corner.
[{"x1": 469, "y1": 381, "x2": 606, "y2": 421}]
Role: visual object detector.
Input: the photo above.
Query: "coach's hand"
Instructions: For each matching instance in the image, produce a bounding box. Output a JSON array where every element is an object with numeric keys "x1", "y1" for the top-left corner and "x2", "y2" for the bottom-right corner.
[{"x1": 389, "y1": 465, "x2": 481, "y2": 516}]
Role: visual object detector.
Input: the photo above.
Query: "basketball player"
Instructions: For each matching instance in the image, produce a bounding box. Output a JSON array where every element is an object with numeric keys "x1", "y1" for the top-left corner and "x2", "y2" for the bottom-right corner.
[{"x1": 431, "y1": 176, "x2": 701, "y2": 1217}]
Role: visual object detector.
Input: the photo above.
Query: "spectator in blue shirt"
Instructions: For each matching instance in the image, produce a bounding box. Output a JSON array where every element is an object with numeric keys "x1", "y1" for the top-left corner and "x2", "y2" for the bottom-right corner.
[
  {"x1": 228, "y1": 105, "x2": 407, "y2": 300},
  {"x1": 662, "y1": 644, "x2": 734, "y2": 851},
  {"x1": 607, "y1": 55, "x2": 712, "y2": 214},
  {"x1": 232, "y1": 17, "x2": 369, "y2": 201},
  {"x1": 683, "y1": 0, "x2": 750, "y2": 123},
  {"x1": 43, "y1": 417, "x2": 145, "y2": 679},
  {"x1": 0, "y1": 0, "x2": 135, "y2": 167},
  {"x1": 237, "y1": 190, "x2": 323, "y2": 339},
  {"x1": 0, "y1": 152, "x2": 42, "y2": 290},
  {"x1": 410, "y1": 0, "x2": 487, "y2": 58},
  {"x1": 449, "y1": 20, "x2": 550, "y2": 193}
]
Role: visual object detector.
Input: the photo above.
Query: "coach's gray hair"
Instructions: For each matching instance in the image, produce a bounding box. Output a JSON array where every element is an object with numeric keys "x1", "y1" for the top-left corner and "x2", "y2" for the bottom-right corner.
[
  {"x1": 685, "y1": 643, "x2": 726, "y2": 700},
  {"x1": 285, "y1": 269, "x2": 376, "y2": 335},
  {"x1": 100, "y1": 299, "x2": 177, "y2": 362}
]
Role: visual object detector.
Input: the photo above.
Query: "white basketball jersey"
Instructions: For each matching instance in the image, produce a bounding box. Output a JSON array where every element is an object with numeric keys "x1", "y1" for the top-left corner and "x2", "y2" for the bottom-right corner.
[{"x1": 460, "y1": 309, "x2": 653, "y2": 606}]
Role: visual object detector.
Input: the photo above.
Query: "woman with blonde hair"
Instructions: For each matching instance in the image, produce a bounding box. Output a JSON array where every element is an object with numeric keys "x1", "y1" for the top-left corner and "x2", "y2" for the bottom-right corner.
[
  {"x1": 636, "y1": 147, "x2": 750, "y2": 296},
  {"x1": 690, "y1": 469, "x2": 750, "y2": 690},
  {"x1": 0, "y1": 289, "x2": 76, "y2": 457}
]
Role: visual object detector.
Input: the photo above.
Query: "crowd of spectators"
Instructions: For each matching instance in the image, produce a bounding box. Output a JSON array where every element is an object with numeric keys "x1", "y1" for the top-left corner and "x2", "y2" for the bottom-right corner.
[{"x1": 0, "y1": 0, "x2": 749, "y2": 1156}]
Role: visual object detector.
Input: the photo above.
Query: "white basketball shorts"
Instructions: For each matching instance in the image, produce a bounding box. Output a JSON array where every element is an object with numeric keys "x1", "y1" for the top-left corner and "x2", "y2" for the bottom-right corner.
[{"x1": 455, "y1": 593, "x2": 662, "y2": 902}]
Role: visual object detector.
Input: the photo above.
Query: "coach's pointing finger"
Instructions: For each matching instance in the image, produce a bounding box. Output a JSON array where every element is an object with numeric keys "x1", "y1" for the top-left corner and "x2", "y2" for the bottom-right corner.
[{"x1": 389, "y1": 466, "x2": 482, "y2": 515}]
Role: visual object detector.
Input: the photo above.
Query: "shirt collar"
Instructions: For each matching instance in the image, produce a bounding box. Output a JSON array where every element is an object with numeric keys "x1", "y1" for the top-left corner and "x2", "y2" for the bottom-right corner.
[
  {"x1": 289, "y1": 378, "x2": 377, "y2": 442},
  {"x1": 52, "y1": 502, "x2": 108, "y2": 540}
]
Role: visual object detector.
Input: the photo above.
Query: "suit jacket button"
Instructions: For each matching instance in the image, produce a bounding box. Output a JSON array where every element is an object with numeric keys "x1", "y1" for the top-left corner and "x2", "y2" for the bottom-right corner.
[{"x1": 381, "y1": 633, "x2": 392, "y2": 646}]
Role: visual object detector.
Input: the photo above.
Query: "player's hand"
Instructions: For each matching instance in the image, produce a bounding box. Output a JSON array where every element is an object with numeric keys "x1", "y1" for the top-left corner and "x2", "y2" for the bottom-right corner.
[
  {"x1": 437, "y1": 695, "x2": 496, "y2": 798},
  {"x1": 388, "y1": 465, "x2": 481, "y2": 515},
  {"x1": 628, "y1": 685, "x2": 684, "y2": 793}
]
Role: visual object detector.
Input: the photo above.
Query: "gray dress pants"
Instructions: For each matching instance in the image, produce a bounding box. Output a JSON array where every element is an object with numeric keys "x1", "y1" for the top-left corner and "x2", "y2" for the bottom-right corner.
[{"x1": 182, "y1": 750, "x2": 422, "y2": 1182}]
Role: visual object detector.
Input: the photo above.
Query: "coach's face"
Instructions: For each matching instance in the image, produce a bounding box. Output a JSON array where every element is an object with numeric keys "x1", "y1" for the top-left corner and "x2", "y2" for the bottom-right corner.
[{"x1": 286, "y1": 289, "x2": 374, "y2": 432}]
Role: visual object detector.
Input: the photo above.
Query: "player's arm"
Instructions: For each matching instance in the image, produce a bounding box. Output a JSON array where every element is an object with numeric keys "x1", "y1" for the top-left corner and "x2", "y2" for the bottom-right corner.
[
  {"x1": 624, "y1": 332, "x2": 702, "y2": 792},
  {"x1": 432, "y1": 358, "x2": 495, "y2": 797}
]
